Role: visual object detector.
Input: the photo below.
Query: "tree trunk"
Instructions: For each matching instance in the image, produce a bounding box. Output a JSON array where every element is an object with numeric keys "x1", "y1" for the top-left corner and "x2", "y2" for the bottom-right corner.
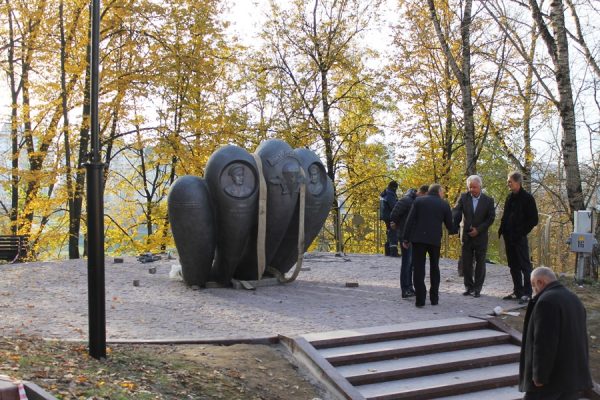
[
  {"x1": 442, "y1": 58, "x2": 454, "y2": 187},
  {"x1": 59, "y1": 0, "x2": 77, "y2": 258},
  {"x1": 530, "y1": 0, "x2": 584, "y2": 217},
  {"x1": 320, "y1": 70, "x2": 342, "y2": 253},
  {"x1": 459, "y1": 0, "x2": 476, "y2": 176},
  {"x1": 70, "y1": 39, "x2": 93, "y2": 258},
  {"x1": 6, "y1": 0, "x2": 19, "y2": 235},
  {"x1": 549, "y1": 0, "x2": 584, "y2": 215},
  {"x1": 21, "y1": 61, "x2": 35, "y2": 233},
  {"x1": 521, "y1": 28, "x2": 537, "y2": 192},
  {"x1": 427, "y1": 0, "x2": 477, "y2": 176},
  {"x1": 312, "y1": 1, "x2": 340, "y2": 254}
]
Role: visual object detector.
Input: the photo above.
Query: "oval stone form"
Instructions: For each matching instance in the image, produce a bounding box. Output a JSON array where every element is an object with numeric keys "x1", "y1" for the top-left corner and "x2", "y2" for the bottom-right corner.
[
  {"x1": 205, "y1": 145, "x2": 259, "y2": 283},
  {"x1": 168, "y1": 176, "x2": 215, "y2": 287},
  {"x1": 270, "y1": 148, "x2": 334, "y2": 273},
  {"x1": 255, "y1": 139, "x2": 301, "y2": 270}
]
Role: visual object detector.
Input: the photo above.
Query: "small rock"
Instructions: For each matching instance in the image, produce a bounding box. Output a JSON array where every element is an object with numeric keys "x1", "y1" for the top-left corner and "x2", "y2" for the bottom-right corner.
[
  {"x1": 114, "y1": 258, "x2": 124, "y2": 263},
  {"x1": 345, "y1": 282, "x2": 359, "y2": 288}
]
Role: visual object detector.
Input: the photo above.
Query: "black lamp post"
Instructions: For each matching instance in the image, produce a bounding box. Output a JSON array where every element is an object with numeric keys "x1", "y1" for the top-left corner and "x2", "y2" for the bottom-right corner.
[{"x1": 86, "y1": 0, "x2": 106, "y2": 360}]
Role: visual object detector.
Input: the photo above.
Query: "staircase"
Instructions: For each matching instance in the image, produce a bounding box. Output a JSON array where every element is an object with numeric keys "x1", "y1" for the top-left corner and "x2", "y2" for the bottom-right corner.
[{"x1": 281, "y1": 316, "x2": 523, "y2": 400}]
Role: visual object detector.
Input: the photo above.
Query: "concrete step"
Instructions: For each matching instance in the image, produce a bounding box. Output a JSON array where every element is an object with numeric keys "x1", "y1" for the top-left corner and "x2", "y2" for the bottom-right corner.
[
  {"x1": 319, "y1": 329, "x2": 511, "y2": 366},
  {"x1": 283, "y1": 317, "x2": 523, "y2": 400},
  {"x1": 302, "y1": 317, "x2": 489, "y2": 349},
  {"x1": 435, "y1": 385, "x2": 522, "y2": 400},
  {"x1": 338, "y1": 343, "x2": 521, "y2": 385},
  {"x1": 356, "y1": 362, "x2": 519, "y2": 400}
]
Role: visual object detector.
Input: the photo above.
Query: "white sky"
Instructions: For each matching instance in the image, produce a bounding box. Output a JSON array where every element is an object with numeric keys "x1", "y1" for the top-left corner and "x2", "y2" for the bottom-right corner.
[{"x1": 224, "y1": 0, "x2": 270, "y2": 47}]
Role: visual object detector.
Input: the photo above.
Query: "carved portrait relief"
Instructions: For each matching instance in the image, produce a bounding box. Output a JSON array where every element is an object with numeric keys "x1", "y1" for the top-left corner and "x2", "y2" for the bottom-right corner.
[
  {"x1": 268, "y1": 159, "x2": 302, "y2": 195},
  {"x1": 222, "y1": 163, "x2": 254, "y2": 198},
  {"x1": 307, "y1": 163, "x2": 324, "y2": 195}
]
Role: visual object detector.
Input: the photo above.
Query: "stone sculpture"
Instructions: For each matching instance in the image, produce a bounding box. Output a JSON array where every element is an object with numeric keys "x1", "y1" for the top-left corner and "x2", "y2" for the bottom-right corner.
[{"x1": 168, "y1": 139, "x2": 334, "y2": 287}]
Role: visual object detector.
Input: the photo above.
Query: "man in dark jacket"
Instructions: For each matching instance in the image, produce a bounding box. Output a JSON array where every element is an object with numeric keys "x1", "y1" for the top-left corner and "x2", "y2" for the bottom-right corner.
[
  {"x1": 452, "y1": 175, "x2": 495, "y2": 298},
  {"x1": 520, "y1": 267, "x2": 592, "y2": 399},
  {"x1": 401, "y1": 184, "x2": 457, "y2": 307},
  {"x1": 390, "y1": 185, "x2": 428, "y2": 298},
  {"x1": 498, "y1": 171, "x2": 538, "y2": 304},
  {"x1": 380, "y1": 180, "x2": 399, "y2": 257}
]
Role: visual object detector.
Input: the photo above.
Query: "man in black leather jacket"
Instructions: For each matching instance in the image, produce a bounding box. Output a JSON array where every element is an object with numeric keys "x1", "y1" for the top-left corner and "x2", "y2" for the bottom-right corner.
[{"x1": 498, "y1": 171, "x2": 538, "y2": 304}]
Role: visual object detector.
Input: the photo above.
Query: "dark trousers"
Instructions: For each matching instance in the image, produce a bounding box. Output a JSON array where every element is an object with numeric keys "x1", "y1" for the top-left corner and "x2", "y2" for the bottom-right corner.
[
  {"x1": 504, "y1": 235, "x2": 533, "y2": 297},
  {"x1": 385, "y1": 222, "x2": 398, "y2": 256},
  {"x1": 461, "y1": 239, "x2": 488, "y2": 293},
  {"x1": 412, "y1": 242, "x2": 441, "y2": 305},
  {"x1": 400, "y1": 244, "x2": 413, "y2": 292}
]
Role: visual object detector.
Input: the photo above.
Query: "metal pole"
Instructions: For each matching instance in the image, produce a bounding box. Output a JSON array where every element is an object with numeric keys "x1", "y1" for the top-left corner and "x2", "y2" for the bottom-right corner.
[
  {"x1": 576, "y1": 253, "x2": 585, "y2": 284},
  {"x1": 87, "y1": 0, "x2": 106, "y2": 359}
]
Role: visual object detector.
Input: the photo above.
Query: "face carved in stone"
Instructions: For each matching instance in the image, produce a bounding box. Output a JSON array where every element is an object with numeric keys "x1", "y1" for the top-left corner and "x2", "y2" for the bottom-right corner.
[
  {"x1": 308, "y1": 164, "x2": 323, "y2": 195},
  {"x1": 224, "y1": 164, "x2": 252, "y2": 198}
]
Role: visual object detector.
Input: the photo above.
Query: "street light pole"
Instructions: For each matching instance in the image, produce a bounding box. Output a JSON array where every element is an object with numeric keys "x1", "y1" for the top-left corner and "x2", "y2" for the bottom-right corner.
[{"x1": 86, "y1": 0, "x2": 106, "y2": 360}]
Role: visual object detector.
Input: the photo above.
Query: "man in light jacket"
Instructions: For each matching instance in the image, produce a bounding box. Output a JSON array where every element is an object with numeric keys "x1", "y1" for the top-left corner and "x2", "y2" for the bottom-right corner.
[{"x1": 452, "y1": 175, "x2": 495, "y2": 298}]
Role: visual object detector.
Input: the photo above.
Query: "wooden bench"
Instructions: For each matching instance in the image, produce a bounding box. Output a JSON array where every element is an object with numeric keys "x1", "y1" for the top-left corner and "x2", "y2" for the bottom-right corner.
[{"x1": 0, "y1": 235, "x2": 29, "y2": 263}]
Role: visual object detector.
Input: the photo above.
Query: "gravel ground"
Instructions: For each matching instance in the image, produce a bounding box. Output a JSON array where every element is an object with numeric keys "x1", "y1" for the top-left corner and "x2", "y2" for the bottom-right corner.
[{"x1": 0, "y1": 252, "x2": 519, "y2": 341}]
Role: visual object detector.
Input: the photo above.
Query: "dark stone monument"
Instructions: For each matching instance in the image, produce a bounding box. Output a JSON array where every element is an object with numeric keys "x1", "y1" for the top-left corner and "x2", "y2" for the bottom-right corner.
[
  {"x1": 269, "y1": 147, "x2": 334, "y2": 274},
  {"x1": 168, "y1": 176, "x2": 215, "y2": 286},
  {"x1": 205, "y1": 145, "x2": 259, "y2": 283},
  {"x1": 168, "y1": 140, "x2": 333, "y2": 287},
  {"x1": 255, "y1": 140, "x2": 302, "y2": 268}
]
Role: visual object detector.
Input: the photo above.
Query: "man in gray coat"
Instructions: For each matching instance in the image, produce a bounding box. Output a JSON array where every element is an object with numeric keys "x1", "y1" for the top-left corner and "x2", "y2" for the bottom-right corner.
[
  {"x1": 520, "y1": 267, "x2": 592, "y2": 399},
  {"x1": 452, "y1": 175, "x2": 495, "y2": 298}
]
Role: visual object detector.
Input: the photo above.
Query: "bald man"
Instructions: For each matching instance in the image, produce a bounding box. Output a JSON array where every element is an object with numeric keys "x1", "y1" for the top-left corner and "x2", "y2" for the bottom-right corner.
[{"x1": 519, "y1": 267, "x2": 592, "y2": 399}]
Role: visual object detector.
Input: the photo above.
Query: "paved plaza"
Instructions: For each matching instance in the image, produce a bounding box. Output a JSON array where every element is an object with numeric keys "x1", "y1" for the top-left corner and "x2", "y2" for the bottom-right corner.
[{"x1": 0, "y1": 252, "x2": 518, "y2": 341}]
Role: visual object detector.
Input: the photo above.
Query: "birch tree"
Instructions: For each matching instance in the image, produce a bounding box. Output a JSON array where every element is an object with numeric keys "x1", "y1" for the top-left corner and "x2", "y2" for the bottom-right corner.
[{"x1": 426, "y1": 0, "x2": 478, "y2": 176}]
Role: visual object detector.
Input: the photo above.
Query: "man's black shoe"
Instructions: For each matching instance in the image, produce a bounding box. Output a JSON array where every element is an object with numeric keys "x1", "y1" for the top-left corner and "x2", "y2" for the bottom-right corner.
[
  {"x1": 519, "y1": 295, "x2": 531, "y2": 304},
  {"x1": 463, "y1": 290, "x2": 473, "y2": 296},
  {"x1": 473, "y1": 291, "x2": 481, "y2": 298}
]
